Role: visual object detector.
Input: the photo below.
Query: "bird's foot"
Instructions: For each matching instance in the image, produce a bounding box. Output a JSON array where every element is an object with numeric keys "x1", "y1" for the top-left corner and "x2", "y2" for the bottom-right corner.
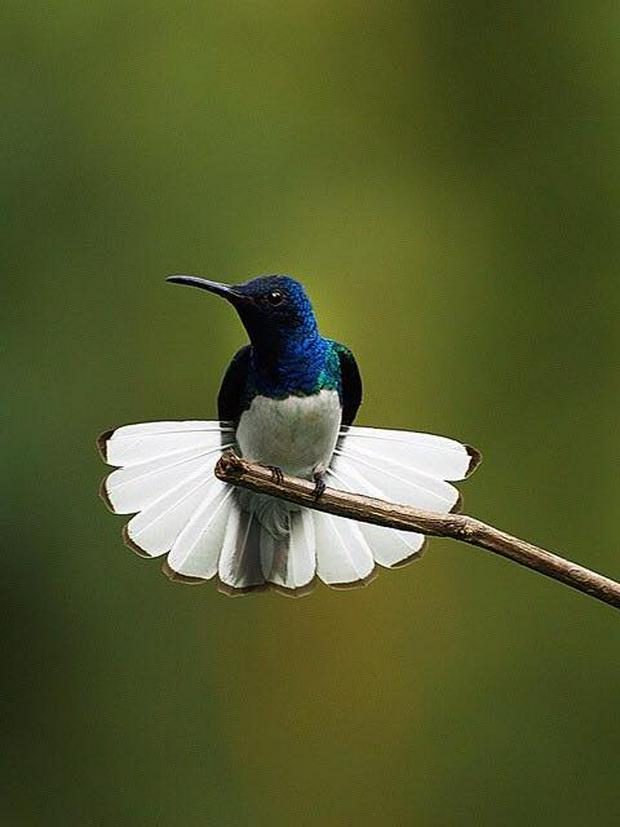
[
  {"x1": 266, "y1": 465, "x2": 284, "y2": 485},
  {"x1": 312, "y1": 465, "x2": 327, "y2": 499}
]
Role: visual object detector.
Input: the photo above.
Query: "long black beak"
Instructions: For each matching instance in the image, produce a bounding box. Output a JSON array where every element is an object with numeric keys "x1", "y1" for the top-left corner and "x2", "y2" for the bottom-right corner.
[{"x1": 166, "y1": 274, "x2": 245, "y2": 303}]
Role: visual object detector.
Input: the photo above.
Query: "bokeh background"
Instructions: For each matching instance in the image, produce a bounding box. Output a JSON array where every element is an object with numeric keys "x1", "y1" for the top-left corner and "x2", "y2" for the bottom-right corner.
[{"x1": 4, "y1": 3, "x2": 619, "y2": 825}]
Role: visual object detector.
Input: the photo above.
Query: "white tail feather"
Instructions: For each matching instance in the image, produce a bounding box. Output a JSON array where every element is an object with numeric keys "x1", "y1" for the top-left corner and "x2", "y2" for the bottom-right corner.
[
  {"x1": 286, "y1": 510, "x2": 316, "y2": 589},
  {"x1": 218, "y1": 501, "x2": 265, "y2": 589},
  {"x1": 314, "y1": 513, "x2": 374, "y2": 584},
  {"x1": 260, "y1": 509, "x2": 316, "y2": 590},
  {"x1": 102, "y1": 421, "x2": 233, "y2": 467},
  {"x1": 327, "y1": 465, "x2": 424, "y2": 567},
  {"x1": 338, "y1": 426, "x2": 474, "y2": 481},
  {"x1": 105, "y1": 444, "x2": 232, "y2": 514},
  {"x1": 333, "y1": 449, "x2": 459, "y2": 512},
  {"x1": 166, "y1": 485, "x2": 233, "y2": 579},
  {"x1": 100, "y1": 420, "x2": 479, "y2": 593},
  {"x1": 125, "y1": 472, "x2": 219, "y2": 557}
]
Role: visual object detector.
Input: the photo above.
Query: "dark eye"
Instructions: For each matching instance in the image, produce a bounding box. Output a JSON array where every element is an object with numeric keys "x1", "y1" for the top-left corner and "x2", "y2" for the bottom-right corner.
[{"x1": 266, "y1": 289, "x2": 285, "y2": 306}]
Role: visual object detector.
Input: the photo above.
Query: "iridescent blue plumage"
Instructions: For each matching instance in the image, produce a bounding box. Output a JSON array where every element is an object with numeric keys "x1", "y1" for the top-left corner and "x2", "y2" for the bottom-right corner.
[
  {"x1": 231, "y1": 274, "x2": 336, "y2": 399},
  {"x1": 165, "y1": 273, "x2": 362, "y2": 424}
]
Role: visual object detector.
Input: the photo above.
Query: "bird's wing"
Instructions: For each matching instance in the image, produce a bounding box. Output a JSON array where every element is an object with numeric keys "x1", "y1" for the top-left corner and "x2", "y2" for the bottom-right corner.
[
  {"x1": 334, "y1": 342, "x2": 362, "y2": 425},
  {"x1": 217, "y1": 345, "x2": 252, "y2": 424}
]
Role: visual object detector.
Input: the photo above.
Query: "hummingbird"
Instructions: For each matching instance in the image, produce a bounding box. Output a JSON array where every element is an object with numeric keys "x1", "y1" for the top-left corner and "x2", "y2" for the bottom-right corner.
[{"x1": 98, "y1": 274, "x2": 480, "y2": 595}]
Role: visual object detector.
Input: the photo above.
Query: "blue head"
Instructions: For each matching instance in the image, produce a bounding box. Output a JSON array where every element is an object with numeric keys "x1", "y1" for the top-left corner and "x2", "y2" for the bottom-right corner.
[
  {"x1": 167, "y1": 272, "x2": 337, "y2": 395},
  {"x1": 166, "y1": 272, "x2": 319, "y2": 350}
]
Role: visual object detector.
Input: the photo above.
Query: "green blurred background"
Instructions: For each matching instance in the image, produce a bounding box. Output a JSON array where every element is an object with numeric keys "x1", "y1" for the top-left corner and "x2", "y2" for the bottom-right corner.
[{"x1": 4, "y1": 3, "x2": 619, "y2": 824}]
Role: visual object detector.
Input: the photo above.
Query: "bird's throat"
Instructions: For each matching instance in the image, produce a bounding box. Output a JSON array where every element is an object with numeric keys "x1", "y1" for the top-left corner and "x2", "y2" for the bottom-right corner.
[{"x1": 250, "y1": 334, "x2": 332, "y2": 398}]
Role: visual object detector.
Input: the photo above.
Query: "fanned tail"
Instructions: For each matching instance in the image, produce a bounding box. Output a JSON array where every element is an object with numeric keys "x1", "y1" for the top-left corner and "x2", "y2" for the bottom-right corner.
[
  {"x1": 328, "y1": 425, "x2": 480, "y2": 569},
  {"x1": 98, "y1": 421, "x2": 480, "y2": 595}
]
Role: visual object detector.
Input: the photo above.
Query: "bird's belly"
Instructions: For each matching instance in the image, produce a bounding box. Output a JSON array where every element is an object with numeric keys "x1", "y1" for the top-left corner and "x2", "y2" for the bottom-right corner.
[{"x1": 235, "y1": 389, "x2": 342, "y2": 479}]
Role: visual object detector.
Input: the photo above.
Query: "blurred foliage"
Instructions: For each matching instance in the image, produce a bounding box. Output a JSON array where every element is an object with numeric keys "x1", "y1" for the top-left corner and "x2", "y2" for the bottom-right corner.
[{"x1": 3, "y1": 2, "x2": 619, "y2": 825}]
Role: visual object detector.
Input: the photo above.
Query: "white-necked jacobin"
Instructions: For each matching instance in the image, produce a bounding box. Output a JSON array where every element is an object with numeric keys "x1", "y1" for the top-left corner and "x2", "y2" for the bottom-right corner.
[{"x1": 99, "y1": 273, "x2": 480, "y2": 595}]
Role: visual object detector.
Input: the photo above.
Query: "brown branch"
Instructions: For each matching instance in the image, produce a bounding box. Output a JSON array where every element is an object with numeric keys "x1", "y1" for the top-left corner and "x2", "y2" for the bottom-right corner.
[{"x1": 215, "y1": 450, "x2": 620, "y2": 610}]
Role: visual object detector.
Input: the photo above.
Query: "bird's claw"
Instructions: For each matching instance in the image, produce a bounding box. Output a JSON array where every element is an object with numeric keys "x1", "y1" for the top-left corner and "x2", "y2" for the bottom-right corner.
[
  {"x1": 312, "y1": 468, "x2": 327, "y2": 499},
  {"x1": 266, "y1": 465, "x2": 284, "y2": 485}
]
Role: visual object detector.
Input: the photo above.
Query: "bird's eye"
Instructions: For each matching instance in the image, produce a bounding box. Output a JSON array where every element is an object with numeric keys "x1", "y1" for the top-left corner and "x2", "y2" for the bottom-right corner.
[{"x1": 266, "y1": 289, "x2": 285, "y2": 306}]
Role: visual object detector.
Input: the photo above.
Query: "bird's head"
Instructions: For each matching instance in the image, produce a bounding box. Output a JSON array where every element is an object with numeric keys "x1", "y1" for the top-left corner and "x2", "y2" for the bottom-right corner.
[{"x1": 166, "y1": 273, "x2": 318, "y2": 347}]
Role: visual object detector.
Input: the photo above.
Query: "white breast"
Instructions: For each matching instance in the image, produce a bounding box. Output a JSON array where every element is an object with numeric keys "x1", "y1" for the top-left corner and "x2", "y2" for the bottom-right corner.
[{"x1": 235, "y1": 389, "x2": 342, "y2": 479}]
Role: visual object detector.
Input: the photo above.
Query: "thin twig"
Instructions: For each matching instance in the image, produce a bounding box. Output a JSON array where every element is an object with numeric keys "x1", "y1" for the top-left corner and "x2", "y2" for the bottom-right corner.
[{"x1": 214, "y1": 450, "x2": 620, "y2": 610}]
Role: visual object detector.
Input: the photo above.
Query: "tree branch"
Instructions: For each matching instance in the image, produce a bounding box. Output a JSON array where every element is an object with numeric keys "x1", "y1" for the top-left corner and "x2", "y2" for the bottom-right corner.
[{"x1": 214, "y1": 450, "x2": 620, "y2": 610}]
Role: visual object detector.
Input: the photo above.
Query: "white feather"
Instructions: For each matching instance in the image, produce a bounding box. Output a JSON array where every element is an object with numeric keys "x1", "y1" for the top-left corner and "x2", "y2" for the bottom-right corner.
[
  {"x1": 218, "y1": 501, "x2": 265, "y2": 589},
  {"x1": 104, "y1": 444, "x2": 232, "y2": 514},
  {"x1": 333, "y1": 449, "x2": 460, "y2": 512},
  {"x1": 261, "y1": 508, "x2": 316, "y2": 590},
  {"x1": 100, "y1": 417, "x2": 478, "y2": 594},
  {"x1": 125, "y1": 469, "x2": 219, "y2": 557},
  {"x1": 338, "y1": 426, "x2": 474, "y2": 481},
  {"x1": 286, "y1": 509, "x2": 317, "y2": 588},
  {"x1": 328, "y1": 427, "x2": 469, "y2": 567},
  {"x1": 102, "y1": 421, "x2": 233, "y2": 467},
  {"x1": 166, "y1": 484, "x2": 234, "y2": 580},
  {"x1": 259, "y1": 525, "x2": 285, "y2": 587},
  {"x1": 237, "y1": 490, "x2": 291, "y2": 538},
  {"x1": 236, "y1": 390, "x2": 341, "y2": 477},
  {"x1": 314, "y1": 513, "x2": 374, "y2": 585},
  {"x1": 327, "y1": 464, "x2": 424, "y2": 568}
]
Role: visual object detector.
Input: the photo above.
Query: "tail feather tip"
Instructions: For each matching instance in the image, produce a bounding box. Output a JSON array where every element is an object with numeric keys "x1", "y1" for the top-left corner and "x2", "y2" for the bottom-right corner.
[
  {"x1": 121, "y1": 525, "x2": 151, "y2": 559},
  {"x1": 465, "y1": 444, "x2": 482, "y2": 477},
  {"x1": 161, "y1": 559, "x2": 208, "y2": 585},
  {"x1": 96, "y1": 428, "x2": 114, "y2": 462}
]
